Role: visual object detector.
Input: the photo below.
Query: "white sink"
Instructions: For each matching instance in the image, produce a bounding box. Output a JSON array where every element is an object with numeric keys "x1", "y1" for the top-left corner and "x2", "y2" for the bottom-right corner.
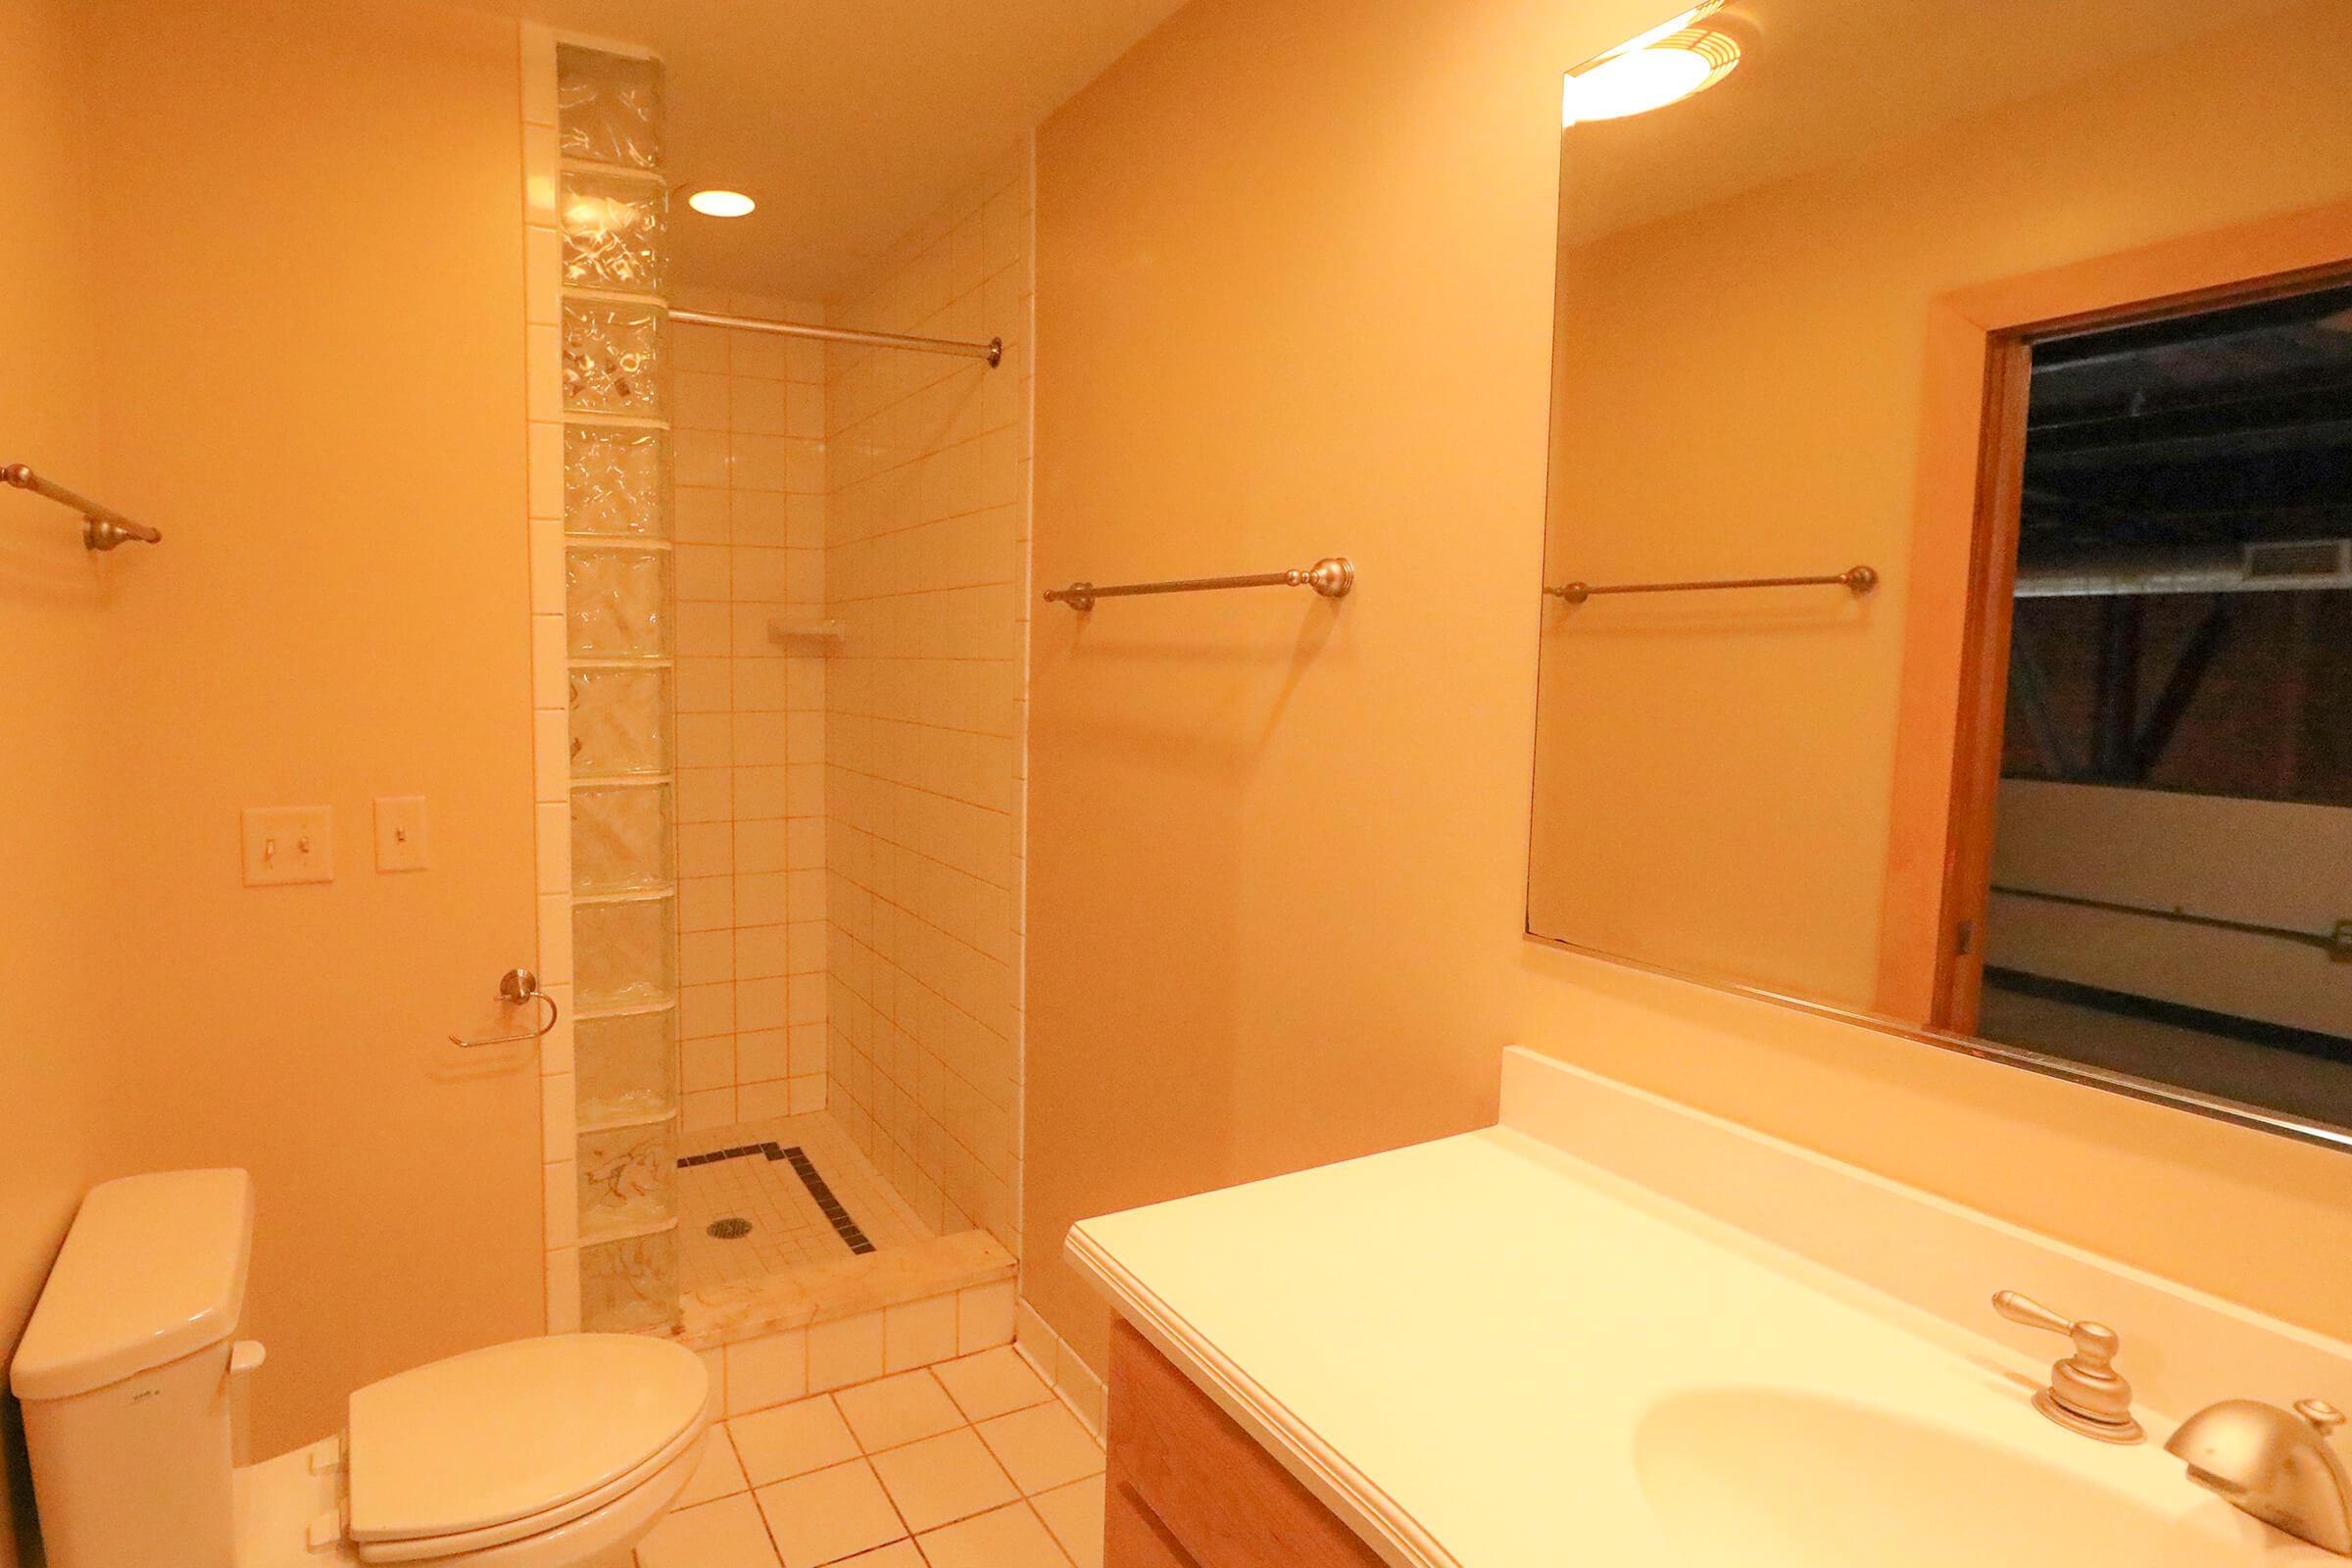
[
  {"x1": 1068, "y1": 1054, "x2": 2352, "y2": 1568},
  {"x1": 1636, "y1": 1388, "x2": 2316, "y2": 1566}
]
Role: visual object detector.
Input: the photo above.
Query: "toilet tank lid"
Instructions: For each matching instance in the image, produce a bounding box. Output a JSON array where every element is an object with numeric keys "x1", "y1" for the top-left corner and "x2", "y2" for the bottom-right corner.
[{"x1": 11, "y1": 1169, "x2": 255, "y2": 1401}]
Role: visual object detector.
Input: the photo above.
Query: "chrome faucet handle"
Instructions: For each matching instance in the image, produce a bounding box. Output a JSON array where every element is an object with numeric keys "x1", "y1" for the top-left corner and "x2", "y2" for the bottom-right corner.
[
  {"x1": 2299, "y1": 1399, "x2": 2346, "y2": 1438},
  {"x1": 1991, "y1": 1290, "x2": 2144, "y2": 1444}
]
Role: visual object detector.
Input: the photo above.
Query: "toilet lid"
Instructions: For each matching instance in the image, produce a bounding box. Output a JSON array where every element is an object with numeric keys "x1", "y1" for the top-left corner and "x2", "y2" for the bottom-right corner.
[{"x1": 346, "y1": 1334, "x2": 707, "y2": 1544}]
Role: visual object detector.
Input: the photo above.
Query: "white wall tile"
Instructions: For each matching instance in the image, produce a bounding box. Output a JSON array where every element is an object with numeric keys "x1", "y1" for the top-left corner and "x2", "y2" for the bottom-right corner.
[
  {"x1": 956, "y1": 1281, "x2": 1016, "y2": 1354},
  {"x1": 518, "y1": 23, "x2": 558, "y2": 127},
  {"x1": 536, "y1": 893, "x2": 573, "y2": 985},
  {"x1": 525, "y1": 322, "x2": 563, "y2": 419},
  {"x1": 544, "y1": 1247, "x2": 580, "y2": 1334},
  {"x1": 526, "y1": 224, "x2": 562, "y2": 326},
  {"x1": 528, "y1": 421, "x2": 564, "y2": 520},
  {"x1": 534, "y1": 801, "x2": 570, "y2": 893},
  {"x1": 883, "y1": 1294, "x2": 959, "y2": 1373},
  {"x1": 538, "y1": 982, "x2": 574, "y2": 1076},
  {"x1": 819, "y1": 138, "x2": 1031, "y2": 1259},
  {"x1": 530, "y1": 613, "x2": 567, "y2": 708},
  {"x1": 543, "y1": 1160, "x2": 578, "y2": 1250},
  {"x1": 522, "y1": 125, "x2": 559, "y2": 224},
  {"x1": 808, "y1": 1310, "x2": 884, "y2": 1393},
  {"x1": 699, "y1": 311, "x2": 831, "y2": 1109},
  {"x1": 541, "y1": 1072, "x2": 576, "y2": 1152},
  {"x1": 725, "y1": 1329, "x2": 808, "y2": 1415}
]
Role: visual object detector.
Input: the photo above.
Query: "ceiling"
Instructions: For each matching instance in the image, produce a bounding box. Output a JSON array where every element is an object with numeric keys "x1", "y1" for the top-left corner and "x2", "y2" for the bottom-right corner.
[
  {"x1": 2023, "y1": 284, "x2": 2352, "y2": 559},
  {"x1": 471, "y1": 0, "x2": 1192, "y2": 300},
  {"x1": 1562, "y1": 0, "x2": 2315, "y2": 246}
]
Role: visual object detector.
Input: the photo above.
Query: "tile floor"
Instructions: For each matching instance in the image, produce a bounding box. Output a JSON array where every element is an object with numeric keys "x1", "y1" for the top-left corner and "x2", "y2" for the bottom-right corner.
[
  {"x1": 640, "y1": 1347, "x2": 1104, "y2": 1568},
  {"x1": 679, "y1": 1112, "x2": 936, "y2": 1292}
]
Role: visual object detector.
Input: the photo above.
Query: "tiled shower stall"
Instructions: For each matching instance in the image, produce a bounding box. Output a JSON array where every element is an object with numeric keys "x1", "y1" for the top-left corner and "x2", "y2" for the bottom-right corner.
[
  {"x1": 823, "y1": 145, "x2": 1034, "y2": 1261},
  {"x1": 520, "y1": 29, "x2": 1035, "y2": 1396}
]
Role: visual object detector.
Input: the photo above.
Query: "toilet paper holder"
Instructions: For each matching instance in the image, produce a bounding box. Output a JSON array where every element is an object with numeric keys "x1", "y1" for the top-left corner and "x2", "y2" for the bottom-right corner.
[{"x1": 449, "y1": 967, "x2": 561, "y2": 1049}]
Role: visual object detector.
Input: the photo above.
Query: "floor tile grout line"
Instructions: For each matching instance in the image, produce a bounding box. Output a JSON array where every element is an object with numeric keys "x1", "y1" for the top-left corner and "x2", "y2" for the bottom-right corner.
[
  {"x1": 846, "y1": 1414, "x2": 919, "y2": 1564},
  {"x1": 678, "y1": 1378, "x2": 1102, "y2": 1567},
  {"x1": 1021, "y1": 1494, "x2": 1083, "y2": 1568}
]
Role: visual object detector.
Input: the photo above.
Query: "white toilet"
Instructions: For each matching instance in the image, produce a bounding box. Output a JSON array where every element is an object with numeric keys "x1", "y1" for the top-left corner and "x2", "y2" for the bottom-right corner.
[{"x1": 10, "y1": 1169, "x2": 710, "y2": 1568}]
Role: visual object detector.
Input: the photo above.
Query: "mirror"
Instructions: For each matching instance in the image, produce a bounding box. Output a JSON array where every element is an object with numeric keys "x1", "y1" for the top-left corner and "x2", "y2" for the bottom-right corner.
[{"x1": 1529, "y1": 0, "x2": 2352, "y2": 1139}]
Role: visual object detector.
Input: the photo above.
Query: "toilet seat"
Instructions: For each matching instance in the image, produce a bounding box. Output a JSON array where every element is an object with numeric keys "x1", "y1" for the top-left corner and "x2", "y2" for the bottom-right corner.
[
  {"x1": 349, "y1": 1432, "x2": 706, "y2": 1567},
  {"x1": 344, "y1": 1334, "x2": 708, "y2": 1564}
]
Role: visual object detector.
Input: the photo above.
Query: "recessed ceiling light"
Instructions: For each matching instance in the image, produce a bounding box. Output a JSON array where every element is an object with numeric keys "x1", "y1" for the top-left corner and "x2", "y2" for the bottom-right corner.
[
  {"x1": 686, "y1": 189, "x2": 756, "y2": 219},
  {"x1": 1562, "y1": 4, "x2": 1742, "y2": 126}
]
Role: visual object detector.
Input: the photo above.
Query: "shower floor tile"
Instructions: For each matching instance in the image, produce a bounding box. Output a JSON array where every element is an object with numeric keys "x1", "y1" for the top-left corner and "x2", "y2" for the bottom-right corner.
[{"x1": 678, "y1": 1112, "x2": 935, "y2": 1293}]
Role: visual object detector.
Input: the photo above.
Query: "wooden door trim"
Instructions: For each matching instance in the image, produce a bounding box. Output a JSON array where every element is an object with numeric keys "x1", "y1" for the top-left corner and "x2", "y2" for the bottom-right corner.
[{"x1": 1876, "y1": 197, "x2": 2352, "y2": 1029}]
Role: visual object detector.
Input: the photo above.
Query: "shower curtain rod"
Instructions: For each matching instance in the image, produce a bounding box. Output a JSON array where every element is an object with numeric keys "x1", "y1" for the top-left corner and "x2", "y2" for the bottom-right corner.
[{"x1": 669, "y1": 308, "x2": 1002, "y2": 368}]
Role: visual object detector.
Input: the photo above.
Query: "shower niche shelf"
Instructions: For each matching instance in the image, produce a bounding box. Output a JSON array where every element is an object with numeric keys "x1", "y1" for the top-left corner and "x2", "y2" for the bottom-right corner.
[
  {"x1": 574, "y1": 998, "x2": 678, "y2": 1022},
  {"x1": 580, "y1": 1213, "x2": 680, "y2": 1249},
  {"x1": 577, "y1": 1104, "x2": 679, "y2": 1137}
]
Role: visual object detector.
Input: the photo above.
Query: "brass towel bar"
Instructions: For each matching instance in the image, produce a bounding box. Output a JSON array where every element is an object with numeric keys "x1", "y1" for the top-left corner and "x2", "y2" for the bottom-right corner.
[
  {"x1": 1546, "y1": 564, "x2": 1877, "y2": 604},
  {"x1": 3, "y1": 464, "x2": 163, "y2": 551},
  {"x1": 1046, "y1": 558, "x2": 1355, "y2": 612}
]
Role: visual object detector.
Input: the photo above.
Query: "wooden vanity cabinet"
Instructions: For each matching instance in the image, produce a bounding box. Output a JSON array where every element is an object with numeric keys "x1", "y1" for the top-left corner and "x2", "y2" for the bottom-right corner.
[{"x1": 1103, "y1": 1319, "x2": 1387, "y2": 1568}]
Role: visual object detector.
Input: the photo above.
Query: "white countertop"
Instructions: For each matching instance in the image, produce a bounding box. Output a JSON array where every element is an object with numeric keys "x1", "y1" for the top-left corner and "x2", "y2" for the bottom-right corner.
[{"x1": 1066, "y1": 1056, "x2": 2341, "y2": 1568}]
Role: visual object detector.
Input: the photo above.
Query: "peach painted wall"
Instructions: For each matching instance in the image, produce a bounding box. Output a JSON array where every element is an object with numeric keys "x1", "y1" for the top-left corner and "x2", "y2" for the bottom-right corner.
[
  {"x1": 0, "y1": 0, "x2": 545, "y2": 1471},
  {"x1": 0, "y1": 3, "x2": 120, "y2": 1561},
  {"x1": 1025, "y1": 0, "x2": 2352, "y2": 1374},
  {"x1": 1529, "y1": 1, "x2": 2352, "y2": 1014}
]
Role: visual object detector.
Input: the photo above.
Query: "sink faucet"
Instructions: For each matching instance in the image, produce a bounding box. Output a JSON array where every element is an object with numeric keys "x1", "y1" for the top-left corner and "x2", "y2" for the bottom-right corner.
[
  {"x1": 2166, "y1": 1396, "x2": 2351, "y2": 1555},
  {"x1": 1991, "y1": 1290, "x2": 2143, "y2": 1444}
]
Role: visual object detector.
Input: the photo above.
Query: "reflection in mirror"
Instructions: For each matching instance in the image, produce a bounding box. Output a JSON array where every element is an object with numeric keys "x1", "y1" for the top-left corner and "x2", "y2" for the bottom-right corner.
[{"x1": 1528, "y1": 0, "x2": 2352, "y2": 1136}]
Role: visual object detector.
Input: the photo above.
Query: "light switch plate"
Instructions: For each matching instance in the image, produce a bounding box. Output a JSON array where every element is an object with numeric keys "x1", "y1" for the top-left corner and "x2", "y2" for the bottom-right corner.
[
  {"x1": 374, "y1": 796, "x2": 428, "y2": 872},
  {"x1": 241, "y1": 807, "x2": 333, "y2": 886}
]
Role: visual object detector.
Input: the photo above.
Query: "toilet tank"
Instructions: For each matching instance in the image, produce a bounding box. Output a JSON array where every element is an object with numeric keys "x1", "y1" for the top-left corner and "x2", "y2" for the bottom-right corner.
[{"x1": 10, "y1": 1169, "x2": 257, "y2": 1568}]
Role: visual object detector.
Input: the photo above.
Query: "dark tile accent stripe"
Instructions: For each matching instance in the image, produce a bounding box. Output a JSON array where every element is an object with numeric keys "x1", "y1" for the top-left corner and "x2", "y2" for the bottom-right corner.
[
  {"x1": 679, "y1": 1142, "x2": 778, "y2": 1167},
  {"x1": 774, "y1": 1145, "x2": 876, "y2": 1255},
  {"x1": 674, "y1": 1140, "x2": 876, "y2": 1255}
]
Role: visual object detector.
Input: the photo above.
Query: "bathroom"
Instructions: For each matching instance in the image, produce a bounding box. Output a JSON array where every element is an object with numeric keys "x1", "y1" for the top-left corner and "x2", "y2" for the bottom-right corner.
[{"x1": 4, "y1": 0, "x2": 2349, "y2": 1564}]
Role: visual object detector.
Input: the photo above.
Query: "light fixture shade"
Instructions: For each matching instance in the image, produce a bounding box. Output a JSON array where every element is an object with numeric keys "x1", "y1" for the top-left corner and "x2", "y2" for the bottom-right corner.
[
  {"x1": 1562, "y1": 21, "x2": 1741, "y2": 125},
  {"x1": 685, "y1": 189, "x2": 756, "y2": 218}
]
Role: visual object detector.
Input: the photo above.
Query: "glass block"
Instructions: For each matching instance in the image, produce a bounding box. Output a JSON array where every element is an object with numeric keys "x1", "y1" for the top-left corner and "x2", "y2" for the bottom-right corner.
[
  {"x1": 556, "y1": 44, "x2": 662, "y2": 171},
  {"x1": 563, "y1": 301, "x2": 666, "y2": 419},
  {"x1": 572, "y1": 783, "x2": 674, "y2": 895},
  {"x1": 574, "y1": 896, "x2": 675, "y2": 1009},
  {"x1": 577, "y1": 1008, "x2": 678, "y2": 1126},
  {"x1": 561, "y1": 170, "x2": 667, "y2": 295},
  {"x1": 569, "y1": 666, "x2": 670, "y2": 777},
  {"x1": 564, "y1": 424, "x2": 668, "y2": 538},
  {"x1": 580, "y1": 1230, "x2": 679, "y2": 1334},
  {"x1": 567, "y1": 546, "x2": 670, "y2": 659},
  {"x1": 578, "y1": 1120, "x2": 677, "y2": 1239}
]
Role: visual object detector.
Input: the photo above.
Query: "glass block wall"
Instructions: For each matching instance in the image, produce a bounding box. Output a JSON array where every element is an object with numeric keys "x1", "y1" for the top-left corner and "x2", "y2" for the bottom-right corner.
[{"x1": 557, "y1": 40, "x2": 682, "y2": 1334}]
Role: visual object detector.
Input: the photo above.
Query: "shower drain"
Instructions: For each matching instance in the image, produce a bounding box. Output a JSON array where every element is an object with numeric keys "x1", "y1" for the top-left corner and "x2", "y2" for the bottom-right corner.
[{"x1": 706, "y1": 1217, "x2": 753, "y2": 1240}]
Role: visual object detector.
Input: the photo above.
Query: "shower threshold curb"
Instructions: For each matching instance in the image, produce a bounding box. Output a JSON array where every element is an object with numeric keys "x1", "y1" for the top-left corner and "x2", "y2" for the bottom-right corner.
[{"x1": 670, "y1": 1229, "x2": 1014, "y2": 1351}]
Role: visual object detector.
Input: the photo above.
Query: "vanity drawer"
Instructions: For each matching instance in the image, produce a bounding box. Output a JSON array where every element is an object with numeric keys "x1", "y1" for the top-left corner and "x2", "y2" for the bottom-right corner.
[{"x1": 1105, "y1": 1319, "x2": 1386, "y2": 1568}]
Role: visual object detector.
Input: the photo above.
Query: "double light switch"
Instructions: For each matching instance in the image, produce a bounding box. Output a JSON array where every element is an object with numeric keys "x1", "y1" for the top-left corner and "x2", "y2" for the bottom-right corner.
[
  {"x1": 240, "y1": 798, "x2": 430, "y2": 885},
  {"x1": 240, "y1": 807, "x2": 333, "y2": 886}
]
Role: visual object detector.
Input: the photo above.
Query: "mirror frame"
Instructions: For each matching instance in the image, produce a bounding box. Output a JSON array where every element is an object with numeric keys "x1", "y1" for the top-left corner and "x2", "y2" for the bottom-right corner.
[{"x1": 1528, "y1": 185, "x2": 2352, "y2": 1158}]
